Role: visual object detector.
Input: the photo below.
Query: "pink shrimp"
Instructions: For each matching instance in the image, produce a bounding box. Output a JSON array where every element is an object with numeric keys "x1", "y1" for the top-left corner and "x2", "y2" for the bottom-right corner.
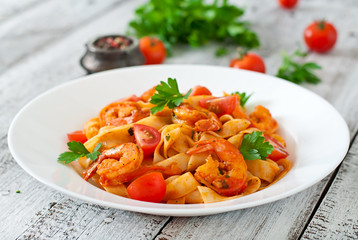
[
  {"x1": 186, "y1": 138, "x2": 247, "y2": 196},
  {"x1": 249, "y1": 105, "x2": 278, "y2": 135},
  {"x1": 82, "y1": 143, "x2": 143, "y2": 182},
  {"x1": 173, "y1": 104, "x2": 222, "y2": 131}
]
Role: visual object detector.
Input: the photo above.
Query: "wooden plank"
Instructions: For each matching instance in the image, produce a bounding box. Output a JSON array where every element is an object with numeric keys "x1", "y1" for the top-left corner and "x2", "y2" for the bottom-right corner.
[
  {"x1": 0, "y1": 0, "x2": 46, "y2": 22},
  {"x1": 0, "y1": 0, "x2": 126, "y2": 73},
  {"x1": 0, "y1": 0, "x2": 357, "y2": 239},
  {"x1": 301, "y1": 136, "x2": 358, "y2": 240}
]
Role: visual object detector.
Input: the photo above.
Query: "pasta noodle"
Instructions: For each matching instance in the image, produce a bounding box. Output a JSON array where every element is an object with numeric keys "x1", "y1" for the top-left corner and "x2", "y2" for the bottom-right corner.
[{"x1": 71, "y1": 84, "x2": 292, "y2": 204}]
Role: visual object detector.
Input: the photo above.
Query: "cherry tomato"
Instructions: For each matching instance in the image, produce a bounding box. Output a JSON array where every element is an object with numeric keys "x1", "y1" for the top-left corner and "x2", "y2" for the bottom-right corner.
[
  {"x1": 230, "y1": 52, "x2": 266, "y2": 73},
  {"x1": 133, "y1": 124, "x2": 161, "y2": 157},
  {"x1": 127, "y1": 172, "x2": 166, "y2": 203},
  {"x1": 265, "y1": 136, "x2": 289, "y2": 161},
  {"x1": 139, "y1": 37, "x2": 166, "y2": 64},
  {"x1": 67, "y1": 130, "x2": 87, "y2": 143},
  {"x1": 278, "y1": 0, "x2": 298, "y2": 9},
  {"x1": 199, "y1": 96, "x2": 237, "y2": 117},
  {"x1": 189, "y1": 86, "x2": 212, "y2": 96},
  {"x1": 304, "y1": 21, "x2": 337, "y2": 53}
]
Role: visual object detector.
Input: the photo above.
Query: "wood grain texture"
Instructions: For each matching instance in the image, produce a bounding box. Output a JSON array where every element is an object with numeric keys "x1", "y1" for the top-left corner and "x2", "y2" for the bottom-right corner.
[
  {"x1": 0, "y1": 0, "x2": 357, "y2": 239},
  {"x1": 0, "y1": 0, "x2": 46, "y2": 23},
  {"x1": 301, "y1": 137, "x2": 358, "y2": 240},
  {"x1": 0, "y1": 0, "x2": 126, "y2": 73}
]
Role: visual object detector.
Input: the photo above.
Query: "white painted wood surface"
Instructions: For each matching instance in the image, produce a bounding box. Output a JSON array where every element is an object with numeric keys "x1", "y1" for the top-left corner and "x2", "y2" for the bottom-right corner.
[{"x1": 1, "y1": 0, "x2": 357, "y2": 239}]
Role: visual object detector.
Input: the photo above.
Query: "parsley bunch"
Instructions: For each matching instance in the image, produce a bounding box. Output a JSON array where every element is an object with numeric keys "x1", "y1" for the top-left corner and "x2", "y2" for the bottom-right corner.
[
  {"x1": 239, "y1": 131, "x2": 273, "y2": 160},
  {"x1": 128, "y1": 0, "x2": 260, "y2": 54},
  {"x1": 276, "y1": 50, "x2": 322, "y2": 84},
  {"x1": 150, "y1": 78, "x2": 191, "y2": 114},
  {"x1": 58, "y1": 141, "x2": 102, "y2": 164}
]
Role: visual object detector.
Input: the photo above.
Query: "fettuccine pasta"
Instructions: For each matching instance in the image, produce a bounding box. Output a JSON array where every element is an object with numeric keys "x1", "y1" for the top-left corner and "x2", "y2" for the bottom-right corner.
[{"x1": 68, "y1": 83, "x2": 291, "y2": 204}]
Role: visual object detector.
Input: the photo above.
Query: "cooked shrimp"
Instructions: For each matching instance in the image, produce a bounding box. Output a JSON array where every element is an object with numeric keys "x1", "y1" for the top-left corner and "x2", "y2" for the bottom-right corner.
[
  {"x1": 82, "y1": 143, "x2": 143, "y2": 183},
  {"x1": 99, "y1": 101, "x2": 150, "y2": 127},
  {"x1": 186, "y1": 138, "x2": 247, "y2": 196},
  {"x1": 249, "y1": 105, "x2": 278, "y2": 135},
  {"x1": 173, "y1": 104, "x2": 222, "y2": 131}
]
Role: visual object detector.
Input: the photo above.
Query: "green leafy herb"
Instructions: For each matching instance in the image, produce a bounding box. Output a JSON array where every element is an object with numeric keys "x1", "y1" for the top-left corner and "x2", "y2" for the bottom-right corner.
[
  {"x1": 232, "y1": 91, "x2": 252, "y2": 107},
  {"x1": 58, "y1": 141, "x2": 102, "y2": 164},
  {"x1": 150, "y1": 78, "x2": 191, "y2": 114},
  {"x1": 128, "y1": 0, "x2": 260, "y2": 54},
  {"x1": 215, "y1": 47, "x2": 228, "y2": 57},
  {"x1": 239, "y1": 131, "x2": 273, "y2": 160},
  {"x1": 276, "y1": 50, "x2": 322, "y2": 84}
]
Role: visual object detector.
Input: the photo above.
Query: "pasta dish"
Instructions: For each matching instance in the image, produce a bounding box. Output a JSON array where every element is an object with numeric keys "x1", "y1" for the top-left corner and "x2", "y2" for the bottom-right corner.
[{"x1": 59, "y1": 78, "x2": 291, "y2": 204}]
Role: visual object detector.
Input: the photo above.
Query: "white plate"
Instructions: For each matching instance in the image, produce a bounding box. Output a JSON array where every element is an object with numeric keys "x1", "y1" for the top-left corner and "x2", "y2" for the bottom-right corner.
[{"x1": 8, "y1": 65, "x2": 349, "y2": 216}]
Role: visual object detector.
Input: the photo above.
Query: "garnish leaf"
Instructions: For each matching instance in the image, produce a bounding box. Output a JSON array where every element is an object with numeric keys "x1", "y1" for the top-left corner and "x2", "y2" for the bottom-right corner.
[
  {"x1": 149, "y1": 78, "x2": 191, "y2": 114},
  {"x1": 58, "y1": 142, "x2": 102, "y2": 164},
  {"x1": 276, "y1": 49, "x2": 322, "y2": 84},
  {"x1": 232, "y1": 91, "x2": 252, "y2": 107},
  {"x1": 239, "y1": 131, "x2": 273, "y2": 160},
  {"x1": 67, "y1": 141, "x2": 89, "y2": 155},
  {"x1": 87, "y1": 143, "x2": 102, "y2": 161},
  {"x1": 128, "y1": 0, "x2": 260, "y2": 55}
]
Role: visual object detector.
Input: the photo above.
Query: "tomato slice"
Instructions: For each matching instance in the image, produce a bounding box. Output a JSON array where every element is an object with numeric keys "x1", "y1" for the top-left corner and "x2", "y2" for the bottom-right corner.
[
  {"x1": 133, "y1": 124, "x2": 161, "y2": 157},
  {"x1": 189, "y1": 86, "x2": 212, "y2": 96},
  {"x1": 198, "y1": 96, "x2": 237, "y2": 117},
  {"x1": 265, "y1": 136, "x2": 289, "y2": 161},
  {"x1": 67, "y1": 130, "x2": 87, "y2": 143},
  {"x1": 127, "y1": 172, "x2": 166, "y2": 203}
]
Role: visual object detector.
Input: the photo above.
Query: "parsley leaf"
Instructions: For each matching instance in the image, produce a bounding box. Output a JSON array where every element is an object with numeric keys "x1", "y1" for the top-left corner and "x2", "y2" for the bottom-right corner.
[
  {"x1": 215, "y1": 47, "x2": 228, "y2": 57},
  {"x1": 231, "y1": 91, "x2": 252, "y2": 107},
  {"x1": 150, "y1": 78, "x2": 191, "y2": 114},
  {"x1": 276, "y1": 50, "x2": 322, "y2": 84},
  {"x1": 58, "y1": 141, "x2": 102, "y2": 164},
  {"x1": 128, "y1": 0, "x2": 260, "y2": 55},
  {"x1": 239, "y1": 131, "x2": 273, "y2": 160}
]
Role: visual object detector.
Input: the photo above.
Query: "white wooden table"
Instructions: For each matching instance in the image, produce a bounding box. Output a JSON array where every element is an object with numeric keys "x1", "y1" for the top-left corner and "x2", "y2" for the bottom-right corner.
[{"x1": 1, "y1": 0, "x2": 357, "y2": 239}]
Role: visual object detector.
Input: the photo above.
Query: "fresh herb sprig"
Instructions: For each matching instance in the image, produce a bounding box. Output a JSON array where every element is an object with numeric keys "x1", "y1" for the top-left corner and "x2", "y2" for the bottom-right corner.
[
  {"x1": 150, "y1": 78, "x2": 191, "y2": 114},
  {"x1": 239, "y1": 131, "x2": 273, "y2": 160},
  {"x1": 276, "y1": 50, "x2": 322, "y2": 84},
  {"x1": 231, "y1": 91, "x2": 252, "y2": 107},
  {"x1": 128, "y1": 0, "x2": 260, "y2": 54},
  {"x1": 58, "y1": 141, "x2": 102, "y2": 164}
]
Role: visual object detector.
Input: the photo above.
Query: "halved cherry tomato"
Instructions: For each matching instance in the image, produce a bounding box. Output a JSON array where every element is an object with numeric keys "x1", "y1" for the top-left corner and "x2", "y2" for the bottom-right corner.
[
  {"x1": 278, "y1": 0, "x2": 298, "y2": 9},
  {"x1": 265, "y1": 136, "x2": 289, "y2": 161},
  {"x1": 230, "y1": 52, "x2": 266, "y2": 73},
  {"x1": 139, "y1": 37, "x2": 166, "y2": 65},
  {"x1": 133, "y1": 124, "x2": 161, "y2": 157},
  {"x1": 127, "y1": 172, "x2": 166, "y2": 203},
  {"x1": 304, "y1": 20, "x2": 337, "y2": 53},
  {"x1": 198, "y1": 96, "x2": 237, "y2": 117},
  {"x1": 67, "y1": 130, "x2": 87, "y2": 143},
  {"x1": 189, "y1": 86, "x2": 212, "y2": 96}
]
